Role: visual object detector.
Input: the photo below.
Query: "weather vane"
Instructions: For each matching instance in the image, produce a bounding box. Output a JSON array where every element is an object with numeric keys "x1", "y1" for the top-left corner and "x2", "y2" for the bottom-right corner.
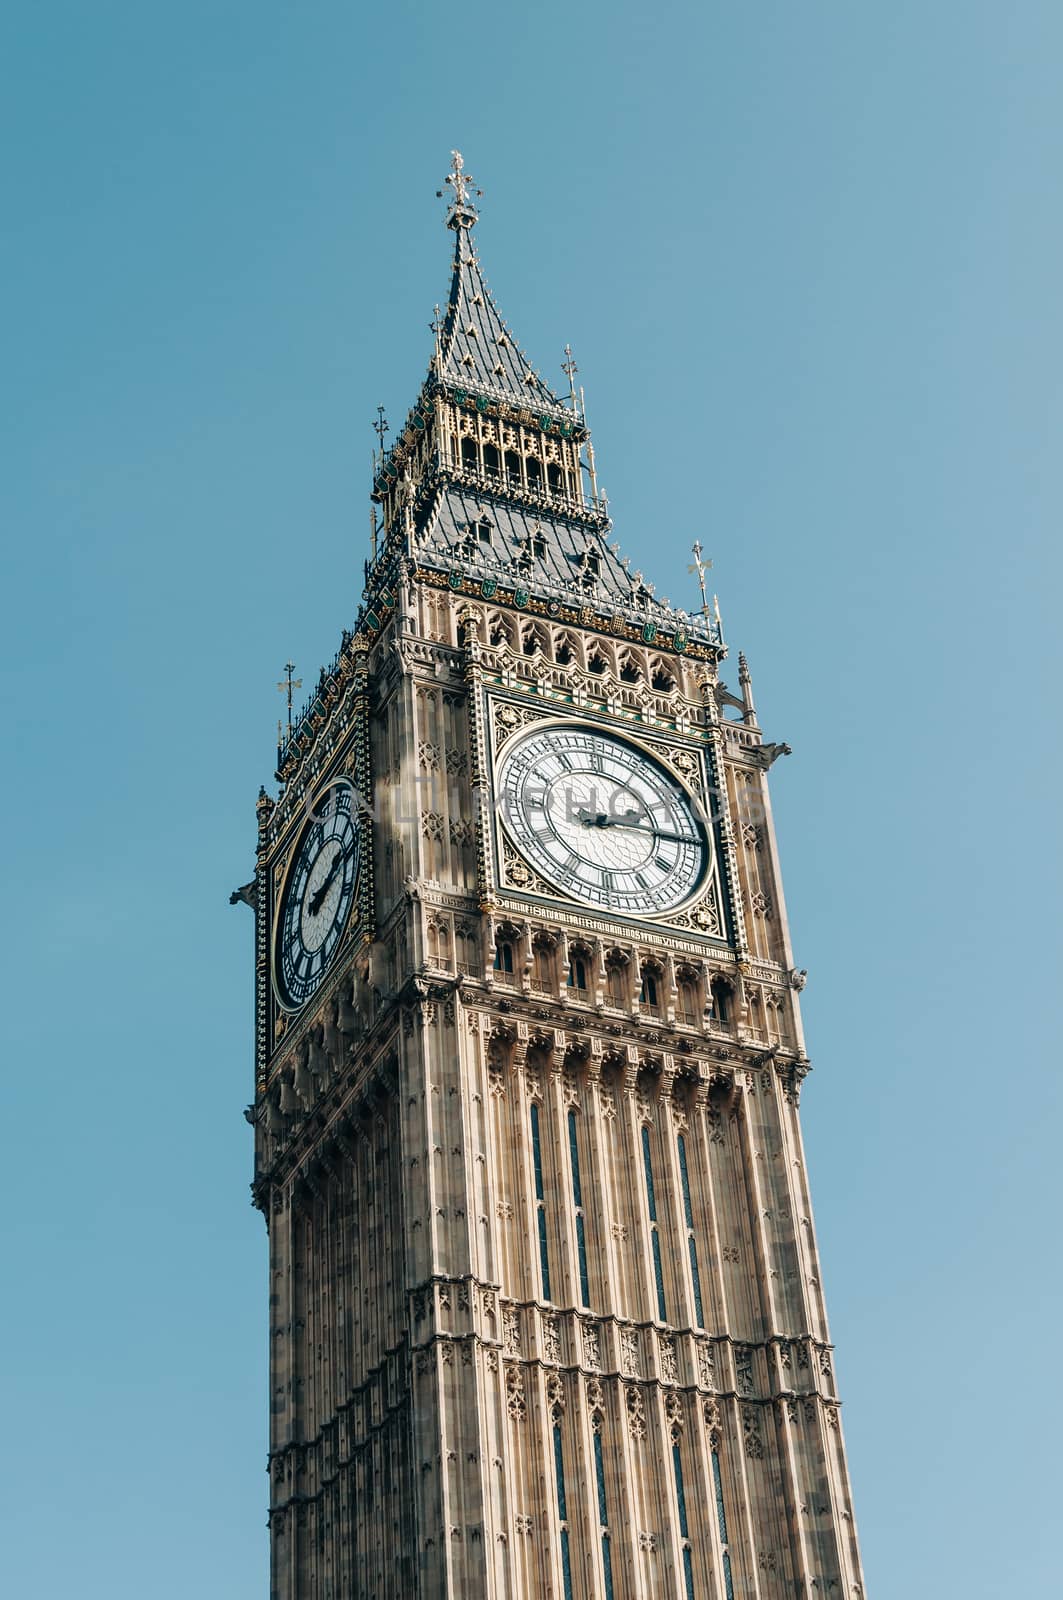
[
  {"x1": 688, "y1": 541, "x2": 716, "y2": 627},
  {"x1": 373, "y1": 404, "x2": 389, "y2": 456},
  {"x1": 437, "y1": 150, "x2": 482, "y2": 227},
  {"x1": 561, "y1": 345, "x2": 579, "y2": 410},
  {"x1": 277, "y1": 660, "x2": 302, "y2": 740}
]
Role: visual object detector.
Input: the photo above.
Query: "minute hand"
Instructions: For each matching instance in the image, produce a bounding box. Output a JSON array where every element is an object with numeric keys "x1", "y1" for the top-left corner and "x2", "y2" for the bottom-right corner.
[{"x1": 587, "y1": 818, "x2": 698, "y2": 846}]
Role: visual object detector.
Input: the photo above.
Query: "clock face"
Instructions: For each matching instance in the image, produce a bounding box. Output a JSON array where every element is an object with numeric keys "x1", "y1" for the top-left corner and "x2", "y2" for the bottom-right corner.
[
  {"x1": 274, "y1": 780, "x2": 359, "y2": 1010},
  {"x1": 496, "y1": 723, "x2": 708, "y2": 915}
]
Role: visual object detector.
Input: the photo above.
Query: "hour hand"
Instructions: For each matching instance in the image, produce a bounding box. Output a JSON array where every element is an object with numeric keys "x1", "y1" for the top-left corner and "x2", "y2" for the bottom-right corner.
[
  {"x1": 576, "y1": 806, "x2": 646, "y2": 831},
  {"x1": 576, "y1": 806, "x2": 610, "y2": 828},
  {"x1": 309, "y1": 851, "x2": 342, "y2": 914}
]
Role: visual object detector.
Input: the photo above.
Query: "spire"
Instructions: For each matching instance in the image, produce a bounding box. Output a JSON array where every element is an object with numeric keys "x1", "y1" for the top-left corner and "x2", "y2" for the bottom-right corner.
[
  {"x1": 357, "y1": 154, "x2": 722, "y2": 665},
  {"x1": 434, "y1": 152, "x2": 566, "y2": 414}
]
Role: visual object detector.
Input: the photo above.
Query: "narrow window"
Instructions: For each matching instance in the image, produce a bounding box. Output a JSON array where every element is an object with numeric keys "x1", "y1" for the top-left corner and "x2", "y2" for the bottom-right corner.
[
  {"x1": 547, "y1": 461, "x2": 563, "y2": 493},
  {"x1": 554, "y1": 1422, "x2": 574, "y2": 1600},
  {"x1": 532, "y1": 942, "x2": 553, "y2": 995},
  {"x1": 712, "y1": 1449, "x2": 736, "y2": 1600},
  {"x1": 677, "y1": 975, "x2": 699, "y2": 1026},
  {"x1": 568, "y1": 1110, "x2": 590, "y2": 1307},
  {"x1": 526, "y1": 456, "x2": 542, "y2": 488},
  {"x1": 620, "y1": 657, "x2": 639, "y2": 683},
  {"x1": 606, "y1": 963, "x2": 627, "y2": 1007},
  {"x1": 567, "y1": 956, "x2": 588, "y2": 993},
  {"x1": 531, "y1": 1103, "x2": 551, "y2": 1299},
  {"x1": 640, "y1": 970, "x2": 660, "y2": 1010},
  {"x1": 483, "y1": 442, "x2": 500, "y2": 478},
  {"x1": 710, "y1": 977, "x2": 730, "y2": 1024},
  {"x1": 494, "y1": 940, "x2": 514, "y2": 974},
  {"x1": 673, "y1": 1440, "x2": 696, "y2": 1600},
  {"x1": 678, "y1": 1134, "x2": 704, "y2": 1327},
  {"x1": 641, "y1": 1125, "x2": 667, "y2": 1320},
  {"x1": 461, "y1": 436, "x2": 478, "y2": 470},
  {"x1": 594, "y1": 1428, "x2": 615, "y2": 1600},
  {"x1": 505, "y1": 449, "x2": 522, "y2": 485}
]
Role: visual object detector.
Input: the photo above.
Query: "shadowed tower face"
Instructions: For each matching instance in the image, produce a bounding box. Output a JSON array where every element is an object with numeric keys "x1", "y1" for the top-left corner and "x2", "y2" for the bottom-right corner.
[{"x1": 247, "y1": 152, "x2": 865, "y2": 1600}]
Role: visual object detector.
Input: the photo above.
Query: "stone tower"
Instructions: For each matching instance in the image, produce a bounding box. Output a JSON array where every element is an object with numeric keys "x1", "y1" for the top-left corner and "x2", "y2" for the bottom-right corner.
[{"x1": 245, "y1": 153, "x2": 865, "y2": 1600}]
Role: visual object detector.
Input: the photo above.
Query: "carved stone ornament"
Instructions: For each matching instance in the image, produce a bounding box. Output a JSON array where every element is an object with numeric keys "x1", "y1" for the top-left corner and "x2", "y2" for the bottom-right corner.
[
  {"x1": 505, "y1": 1366, "x2": 526, "y2": 1423},
  {"x1": 666, "y1": 879, "x2": 723, "y2": 936},
  {"x1": 491, "y1": 698, "x2": 544, "y2": 748},
  {"x1": 703, "y1": 1396, "x2": 722, "y2": 1446},
  {"x1": 742, "y1": 1405, "x2": 764, "y2": 1459},
  {"x1": 626, "y1": 1384, "x2": 647, "y2": 1440},
  {"x1": 501, "y1": 834, "x2": 556, "y2": 898}
]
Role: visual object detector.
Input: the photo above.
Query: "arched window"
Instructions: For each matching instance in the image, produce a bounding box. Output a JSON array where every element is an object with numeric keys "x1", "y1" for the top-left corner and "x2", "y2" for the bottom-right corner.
[
  {"x1": 525, "y1": 455, "x2": 542, "y2": 488},
  {"x1": 455, "y1": 924, "x2": 477, "y2": 976},
  {"x1": 640, "y1": 963, "x2": 662, "y2": 1013},
  {"x1": 494, "y1": 940, "x2": 515, "y2": 975},
  {"x1": 547, "y1": 462, "x2": 563, "y2": 494},
  {"x1": 588, "y1": 652, "x2": 607, "y2": 675},
  {"x1": 568, "y1": 955, "x2": 588, "y2": 993},
  {"x1": 483, "y1": 442, "x2": 500, "y2": 478},
  {"x1": 461, "y1": 436, "x2": 478, "y2": 471},
  {"x1": 651, "y1": 662, "x2": 676, "y2": 692},
  {"x1": 505, "y1": 449, "x2": 522, "y2": 486},
  {"x1": 606, "y1": 960, "x2": 627, "y2": 1007},
  {"x1": 619, "y1": 657, "x2": 641, "y2": 684},
  {"x1": 676, "y1": 969, "x2": 700, "y2": 1026},
  {"x1": 532, "y1": 937, "x2": 555, "y2": 996},
  {"x1": 709, "y1": 976, "x2": 732, "y2": 1024}
]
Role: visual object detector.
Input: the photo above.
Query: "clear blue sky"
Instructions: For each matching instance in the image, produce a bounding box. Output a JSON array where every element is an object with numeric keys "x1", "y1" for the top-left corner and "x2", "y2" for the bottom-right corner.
[{"x1": 2, "y1": 4, "x2": 1060, "y2": 1595}]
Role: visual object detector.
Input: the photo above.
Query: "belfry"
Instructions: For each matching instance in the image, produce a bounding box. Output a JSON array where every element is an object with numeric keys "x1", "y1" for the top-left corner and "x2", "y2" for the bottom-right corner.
[{"x1": 244, "y1": 152, "x2": 865, "y2": 1599}]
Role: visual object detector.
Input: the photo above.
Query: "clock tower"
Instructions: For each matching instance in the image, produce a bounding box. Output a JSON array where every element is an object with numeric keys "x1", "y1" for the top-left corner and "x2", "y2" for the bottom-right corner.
[{"x1": 244, "y1": 154, "x2": 866, "y2": 1600}]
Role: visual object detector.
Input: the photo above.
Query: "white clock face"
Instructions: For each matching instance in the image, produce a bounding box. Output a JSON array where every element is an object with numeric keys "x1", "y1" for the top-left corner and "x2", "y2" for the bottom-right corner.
[
  {"x1": 274, "y1": 780, "x2": 359, "y2": 1010},
  {"x1": 496, "y1": 723, "x2": 707, "y2": 915}
]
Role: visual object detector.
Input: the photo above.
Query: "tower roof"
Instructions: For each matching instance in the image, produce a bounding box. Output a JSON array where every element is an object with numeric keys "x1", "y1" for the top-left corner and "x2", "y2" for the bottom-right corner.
[
  {"x1": 414, "y1": 483, "x2": 680, "y2": 631},
  {"x1": 435, "y1": 154, "x2": 567, "y2": 416}
]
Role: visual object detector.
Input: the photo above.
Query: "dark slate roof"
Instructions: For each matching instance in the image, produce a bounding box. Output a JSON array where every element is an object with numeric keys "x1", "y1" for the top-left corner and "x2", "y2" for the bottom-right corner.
[
  {"x1": 437, "y1": 227, "x2": 568, "y2": 415},
  {"x1": 414, "y1": 483, "x2": 688, "y2": 631}
]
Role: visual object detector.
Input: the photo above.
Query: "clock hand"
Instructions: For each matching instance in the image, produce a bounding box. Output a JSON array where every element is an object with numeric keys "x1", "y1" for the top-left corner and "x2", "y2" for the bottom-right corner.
[
  {"x1": 577, "y1": 808, "x2": 696, "y2": 846},
  {"x1": 308, "y1": 848, "x2": 343, "y2": 915}
]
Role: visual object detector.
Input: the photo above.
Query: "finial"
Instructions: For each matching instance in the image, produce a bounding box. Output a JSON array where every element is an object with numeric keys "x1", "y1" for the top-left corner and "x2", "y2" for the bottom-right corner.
[
  {"x1": 688, "y1": 541, "x2": 713, "y2": 628},
  {"x1": 277, "y1": 661, "x2": 302, "y2": 739},
  {"x1": 738, "y1": 651, "x2": 756, "y2": 721},
  {"x1": 562, "y1": 345, "x2": 579, "y2": 412},
  {"x1": 437, "y1": 150, "x2": 482, "y2": 230},
  {"x1": 373, "y1": 403, "x2": 390, "y2": 470}
]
